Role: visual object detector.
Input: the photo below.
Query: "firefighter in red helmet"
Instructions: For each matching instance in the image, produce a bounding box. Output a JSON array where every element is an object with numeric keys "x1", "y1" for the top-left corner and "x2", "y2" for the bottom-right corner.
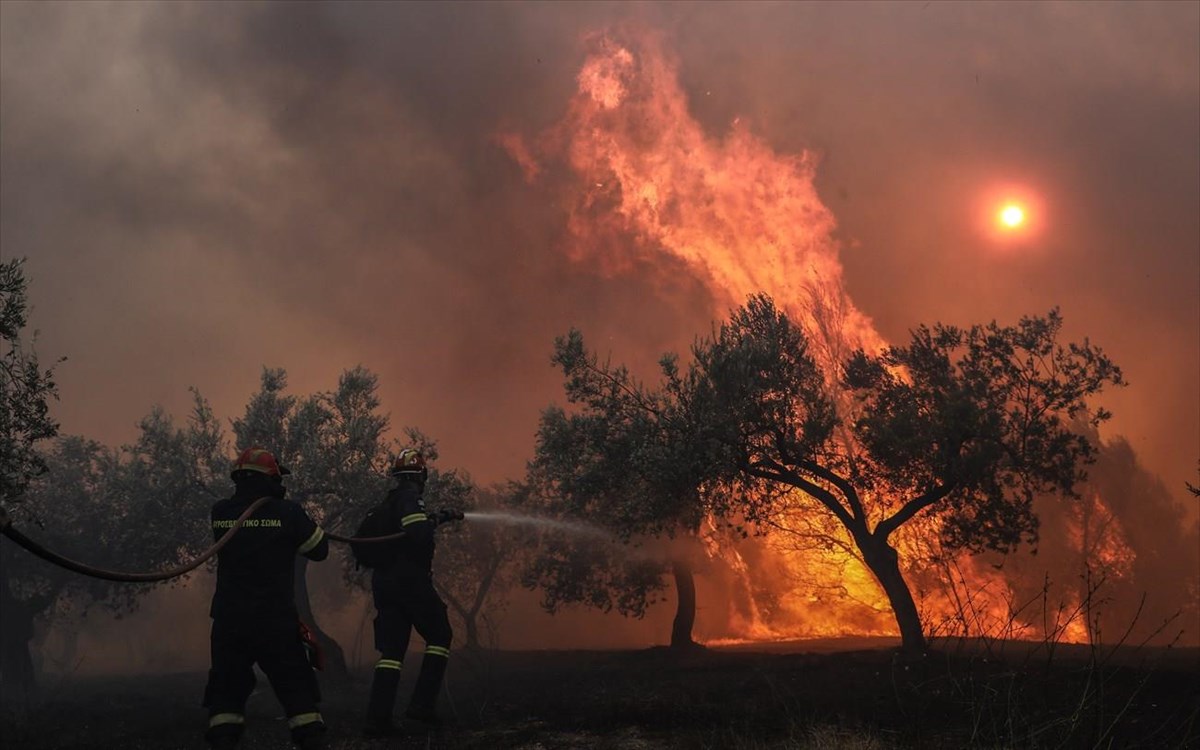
[
  {"x1": 203, "y1": 448, "x2": 329, "y2": 750},
  {"x1": 362, "y1": 448, "x2": 463, "y2": 736}
]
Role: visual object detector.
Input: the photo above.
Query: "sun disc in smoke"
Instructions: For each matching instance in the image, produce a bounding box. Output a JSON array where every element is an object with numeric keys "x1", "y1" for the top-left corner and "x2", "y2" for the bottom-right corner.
[
  {"x1": 980, "y1": 184, "x2": 1043, "y2": 244},
  {"x1": 999, "y1": 204, "x2": 1026, "y2": 228}
]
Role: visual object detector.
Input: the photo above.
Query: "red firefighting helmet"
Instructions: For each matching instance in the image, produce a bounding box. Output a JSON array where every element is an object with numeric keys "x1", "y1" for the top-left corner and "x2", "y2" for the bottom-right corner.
[
  {"x1": 230, "y1": 447, "x2": 291, "y2": 479},
  {"x1": 389, "y1": 448, "x2": 427, "y2": 478}
]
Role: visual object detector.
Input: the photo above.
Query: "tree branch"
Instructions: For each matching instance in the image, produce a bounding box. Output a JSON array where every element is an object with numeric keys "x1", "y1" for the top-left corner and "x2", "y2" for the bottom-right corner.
[
  {"x1": 876, "y1": 482, "x2": 957, "y2": 540},
  {"x1": 579, "y1": 358, "x2": 664, "y2": 419},
  {"x1": 742, "y1": 459, "x2": 856, "y2": 529},
  {"x1": 793, "y1": 457, "x2": 866, "y2": 522}
]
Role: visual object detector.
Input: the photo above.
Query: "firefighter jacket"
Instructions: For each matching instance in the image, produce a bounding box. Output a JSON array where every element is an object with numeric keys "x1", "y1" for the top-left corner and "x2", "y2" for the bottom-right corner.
[
  {"x1": 372, "y1": 481, "x2": 436, "y2": 582},
  {"x1": 209, "y1": 486, "x2": 328, "y2": 623}
]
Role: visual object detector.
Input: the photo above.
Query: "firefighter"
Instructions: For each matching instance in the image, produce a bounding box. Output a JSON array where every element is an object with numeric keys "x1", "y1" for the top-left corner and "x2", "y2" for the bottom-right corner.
[
  {"x1": 203, "y1": 447, "x2": 329, "y2": 750},
  {"x1": 363, "y1": 448, "x2": 463, "y2": 737}
]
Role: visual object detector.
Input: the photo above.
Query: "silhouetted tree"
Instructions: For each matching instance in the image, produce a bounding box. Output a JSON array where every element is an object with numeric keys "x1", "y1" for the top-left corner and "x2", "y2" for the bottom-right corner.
[
  {"x1": 835, "y1": 305, "x2": 1122, "y2": 650},
  {"x1": 1, "y1": 396, "x2": 224, "y2": 695},
  {"x1": 0, "y1": 258, "x2": 60, "y2": 503},
  {"x1": 233, "y1": 371, "x2": 517, "y2": 669},
  {"x1": 1, "y1": 258, "x2": 62, "y2": 693},
  {"x1": 1017, "y1": 436, "x2": 1199, "y2": 645},
  {"x1": 0, "y1": 355, "x2": 519, "y2": 689},
  {"x1": 538, "y1": 295, "x2": 1123, "y2": 652},
  {"x1": 527, "y1": 329, "x2": 737, "y2": 649}
]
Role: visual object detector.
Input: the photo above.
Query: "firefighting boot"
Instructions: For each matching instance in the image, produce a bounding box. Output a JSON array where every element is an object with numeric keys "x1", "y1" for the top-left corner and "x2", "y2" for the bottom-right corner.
[
  {"x1": 404, "y1": 647, "x2": 449, "y2": 727},
  {"x1": 363, "y1": 660, "x2": 403, "y2": 737}
]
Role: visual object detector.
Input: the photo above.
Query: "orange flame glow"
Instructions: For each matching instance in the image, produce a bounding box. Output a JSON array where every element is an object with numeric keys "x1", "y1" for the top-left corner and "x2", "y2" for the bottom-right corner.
[
  {"x1": 505, "y1": 27, "x2": 1134, "y2": 646},
  {"x1": 505, "y1": 30, "x2": 882, "y2": 358}
]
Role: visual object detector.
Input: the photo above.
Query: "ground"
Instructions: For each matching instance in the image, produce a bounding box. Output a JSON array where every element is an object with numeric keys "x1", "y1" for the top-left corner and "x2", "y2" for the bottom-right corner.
[{"x1": 2, "y1": 638, "x2": 1197, "y2": 749}]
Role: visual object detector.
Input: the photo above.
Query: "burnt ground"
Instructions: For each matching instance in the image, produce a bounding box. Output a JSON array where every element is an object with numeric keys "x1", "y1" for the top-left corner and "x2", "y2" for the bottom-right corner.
[{"x1": 2, "y1": 638, "x2": 1197, "y2": 749}]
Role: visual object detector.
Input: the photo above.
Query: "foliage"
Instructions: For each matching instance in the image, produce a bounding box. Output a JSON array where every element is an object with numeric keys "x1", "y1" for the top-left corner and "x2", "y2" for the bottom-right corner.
[
  {"x1": 985, "y1": 432, "x2": 1200, "y2": 647},
  {"x1": 433, "y1": 482, "x2": 525, "y2": 648},
  {"x1": 4, "y1": 397, "x2": 225, "y2": 619},
  {"x1": 232, "y1": 366, "x2": 393, "y2": 547},
  {"x1": 0, "y1": 259, "x2": 61, "y2": 502},
  {"x1": 842, "y1": 308, "x2": 1123, "y2": 552},
  {"x1": 1, "y1": 394, "x2": 225, "y2": 690},
  {"x1": 229, "y1": 369, "x2": 520, "y2": 656},
  {"x1": 4, "y1": 363, "x2": 516, "y2": 686},
  {"x1": 525, "y1": 328, "x2": 716, "y2": 626},
  {"x1": 534, "y1": 295, "x2": 1124, "y2": 650}
]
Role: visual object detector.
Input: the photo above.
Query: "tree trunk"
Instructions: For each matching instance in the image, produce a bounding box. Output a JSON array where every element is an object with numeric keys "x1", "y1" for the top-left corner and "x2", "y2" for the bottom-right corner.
[
  {"x1": 440, "y1": 589, "x2": 480, "y2": 650},
  {"x1": 669, "y1": 557, "x2": 699, "y2": 649},
  {"x1": 462, "y1": 611, "x2": 480, "y2": 650},
  {"x1": 0, "y1": 563, "x2": 36, "y2": 697},
  {"x1": 858, "y1": 534, "x2": 927, "y2": 653},
  {"x1": 293, "y1": 557, "x2": 349, "y2": 680}
]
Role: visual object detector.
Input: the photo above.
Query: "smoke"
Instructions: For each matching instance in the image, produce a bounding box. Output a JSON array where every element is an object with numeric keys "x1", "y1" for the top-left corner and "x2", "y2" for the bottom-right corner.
[
  {"x1": 3, "y1": 2, "x2": 1197, "y2": 655},
  {"x1": 5, "y1": 2, "x2": 1195, "y2": 490},
  {"x1": 496, "y1": 23, "x2": 1197, "y2": 645},
  {"x1": 1, "y1": 2, "x2": 717, "y2": 488},
  {"x1": 35, "y1": 579, "x2": 212, "y2": 677},
  {"x1": 1016, "y1": 435, "x2": 1200, "y2": 646}
]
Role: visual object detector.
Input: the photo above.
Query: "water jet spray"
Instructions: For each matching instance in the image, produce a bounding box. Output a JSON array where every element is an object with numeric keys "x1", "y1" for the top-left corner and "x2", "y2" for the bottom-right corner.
[{"x1": 463, "y1": 511, "x2": 613, "y2": 540}]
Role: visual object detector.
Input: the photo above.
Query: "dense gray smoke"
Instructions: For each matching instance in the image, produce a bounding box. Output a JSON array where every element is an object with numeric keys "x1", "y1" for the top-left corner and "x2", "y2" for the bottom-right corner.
[{"x1": 2, "y1": 2, "x2": 1197, "y2": 663}]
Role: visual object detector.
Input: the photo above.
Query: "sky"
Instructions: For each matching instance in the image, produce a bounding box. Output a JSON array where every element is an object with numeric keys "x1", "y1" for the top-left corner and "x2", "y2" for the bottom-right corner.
[{"x1": 2, "y1": 0, "x2": 1198, "y2": 526}]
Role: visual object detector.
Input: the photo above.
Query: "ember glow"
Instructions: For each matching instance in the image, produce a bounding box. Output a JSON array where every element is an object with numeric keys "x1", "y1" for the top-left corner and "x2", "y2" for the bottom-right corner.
[{"x1": 506, "y1": 28, "x2": 1153, "y2": 646}]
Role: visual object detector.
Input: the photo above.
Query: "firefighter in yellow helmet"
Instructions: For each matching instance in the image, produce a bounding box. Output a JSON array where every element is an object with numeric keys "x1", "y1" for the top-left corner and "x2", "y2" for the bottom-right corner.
[
  {"x1": 360, "y1": 448, "x2": 463, "y2": 736},
  {"x1": 203, "y1": 448, "x2": 329, "y2": 750}
]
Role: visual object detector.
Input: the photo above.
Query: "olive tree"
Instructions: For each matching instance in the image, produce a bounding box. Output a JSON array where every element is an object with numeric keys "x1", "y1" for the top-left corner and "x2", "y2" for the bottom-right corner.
[
  {"x1": 526, "y1": 328, "x2": 753, "y2": 649},
  {"x1": 0, "y1": 396, "x2": 225, "y2": 694},
  {"x1": 1, "y1": 258, "x2": 59, "y2": 692},
  {"x1": 0, "y1": 258, "x2": 60, "y2": 503},
  {"x1": 233, "y1": 370, "x2": 518, "y2": 668},
  {"x1": 229, "y1": 366, "x2": 394, "y2": 678},
  {"x1": 538, "y1": 295, "x2": 1123, "y2": 652}
]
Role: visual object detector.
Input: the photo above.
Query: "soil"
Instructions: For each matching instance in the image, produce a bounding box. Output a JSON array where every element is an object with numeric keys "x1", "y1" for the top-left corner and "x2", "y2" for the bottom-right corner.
[{"x1": 2, "y1": 637, "x2": 1197, "y2": 749}]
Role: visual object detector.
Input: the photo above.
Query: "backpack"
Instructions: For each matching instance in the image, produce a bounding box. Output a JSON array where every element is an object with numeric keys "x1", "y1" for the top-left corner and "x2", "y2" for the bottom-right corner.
[{"x1": 350, "y1": 499, "x2": 402, "y2": 569}]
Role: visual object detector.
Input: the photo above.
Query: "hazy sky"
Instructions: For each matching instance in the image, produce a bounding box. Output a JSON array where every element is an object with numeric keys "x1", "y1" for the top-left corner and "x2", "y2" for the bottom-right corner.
[{"x1": 2, "y1": 1, "x2": 1197, "y2": 519}]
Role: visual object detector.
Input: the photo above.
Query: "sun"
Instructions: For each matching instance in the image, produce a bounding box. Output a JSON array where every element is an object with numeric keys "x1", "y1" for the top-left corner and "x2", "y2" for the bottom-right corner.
[
  {"x1": 980, "y1": 185, "x2": 1042, "y2": 244},
  {"x1": 998, "y1": 203, "x2": 1026, "y2": 229}
]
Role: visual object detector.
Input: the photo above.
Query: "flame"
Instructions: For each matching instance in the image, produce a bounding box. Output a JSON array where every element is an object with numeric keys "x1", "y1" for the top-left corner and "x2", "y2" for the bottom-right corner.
[
  {"x1": 505, "y1": 27, "x2": 1138, "y2": 646},
  {"x1": 504, "y1": 29, "x2": 882, "y2": 359},
  {"x1": 1067, "y1": 491, "x2": 1135, "y2": 580}
]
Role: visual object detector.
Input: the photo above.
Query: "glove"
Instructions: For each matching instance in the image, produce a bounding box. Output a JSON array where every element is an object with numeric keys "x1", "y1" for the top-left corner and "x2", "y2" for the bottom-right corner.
[{"x1": 432, "y1": 508, "x2": 465, "y2": 526}]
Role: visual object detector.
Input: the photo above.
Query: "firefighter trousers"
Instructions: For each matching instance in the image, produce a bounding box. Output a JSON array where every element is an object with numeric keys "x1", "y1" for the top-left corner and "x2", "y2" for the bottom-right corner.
[
  {"x1": 367, "y1": 575, "x2": 452, "y2": 723},
  {"x1": 203, "y1": 618, "x2": 323, "y2": 742}
]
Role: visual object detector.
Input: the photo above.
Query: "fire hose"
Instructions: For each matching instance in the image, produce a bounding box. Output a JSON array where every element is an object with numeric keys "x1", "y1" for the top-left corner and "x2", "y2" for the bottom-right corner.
[{"x1": 0, "y1": 497, "x2": 408, "y2": 584}]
